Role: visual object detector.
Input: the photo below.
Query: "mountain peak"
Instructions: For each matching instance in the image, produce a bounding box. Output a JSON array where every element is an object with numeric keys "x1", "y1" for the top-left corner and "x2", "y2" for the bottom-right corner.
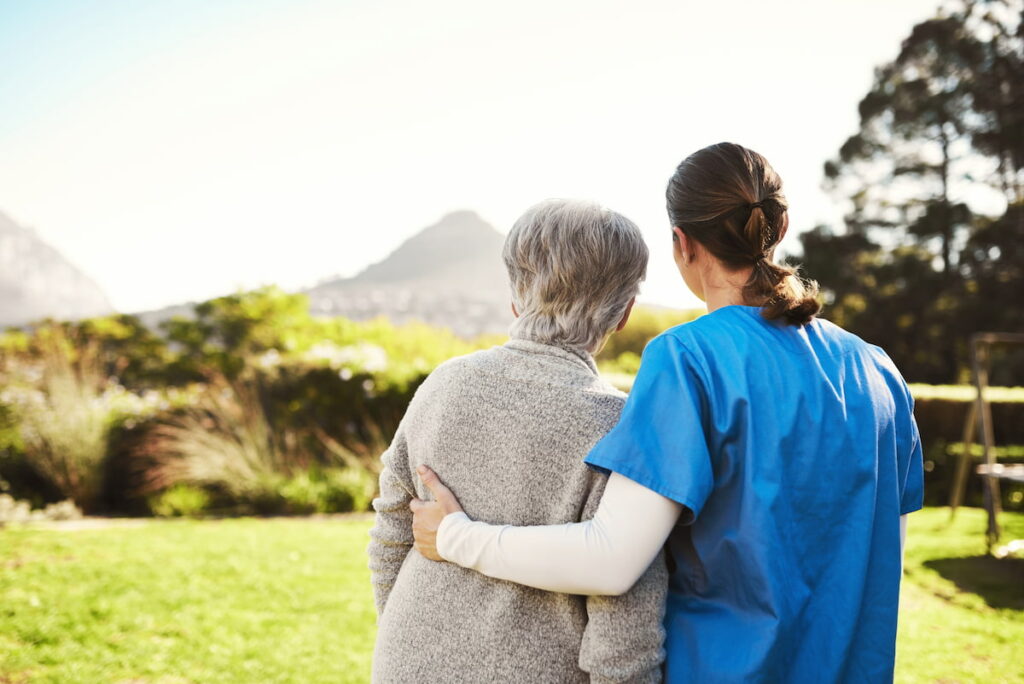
[
  {"x1": 436, "y1": 209, "x2": 488, "y2": 225},
  {"x1": 302, "y1": 209, "x2": 512, "y2": 336},
  {"x1": 402, "y1": 210, "x2": 498, "y2": 245},
  {"x1": 354, "y1": 210, "x2": 505, "y2": 284}
]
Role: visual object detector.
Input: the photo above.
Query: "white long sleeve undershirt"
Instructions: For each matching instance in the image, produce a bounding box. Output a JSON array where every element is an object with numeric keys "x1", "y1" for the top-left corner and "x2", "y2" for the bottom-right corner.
[
  {"x1": 436, "y1": 472, "x2": 683, "y2": 596},
  {"x1": 436, "y1": 472, "x2": 912, "y2": 596}
]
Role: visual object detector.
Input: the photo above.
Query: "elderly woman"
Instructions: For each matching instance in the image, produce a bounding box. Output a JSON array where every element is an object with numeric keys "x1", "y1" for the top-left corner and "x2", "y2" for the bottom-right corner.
[{"x1": 367, "y1": 199, "x2": 668, "y2": 683}]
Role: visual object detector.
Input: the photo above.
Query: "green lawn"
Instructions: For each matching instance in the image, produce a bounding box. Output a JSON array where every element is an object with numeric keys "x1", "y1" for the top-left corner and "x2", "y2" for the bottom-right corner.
[
  {"x1": 0, "y1": 517, "x2": 377, "y2": 683},
  {"x1": 1, "y1": 508, "x2": 1021, "y2": 683}
]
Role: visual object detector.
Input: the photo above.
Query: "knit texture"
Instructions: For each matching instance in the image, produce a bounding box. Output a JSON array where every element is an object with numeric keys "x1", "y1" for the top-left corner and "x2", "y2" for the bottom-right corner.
[{"x1": 368, "y1": 337, "x2": 667, "y2": 683}]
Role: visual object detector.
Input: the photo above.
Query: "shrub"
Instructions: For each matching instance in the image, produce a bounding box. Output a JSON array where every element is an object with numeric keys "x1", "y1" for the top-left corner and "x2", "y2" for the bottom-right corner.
[
  {"x1": 912, "y1": 390, "x2": 1024, "y2": 510},
  {"x1": 322, "y1": 467, "x2": 375, "y2": 513},
  {"x1": 142, "y1": 374, "x2": 297, "y2": 500},
  {"x1": 278, "y1": 468, "x2": 375, "y2": 514},
  {"x1": 596, "y1": 306, "x2": 702, "y2": 362},
  {"x1": 148, "y1": 484, "x2": 211, "y2": 517},
  {"x1": 140, "y1": 372, "x2": 382, "y2": 515},
  {"x1": 1, "y1": 327, "x2": 113, "y2": 511}
]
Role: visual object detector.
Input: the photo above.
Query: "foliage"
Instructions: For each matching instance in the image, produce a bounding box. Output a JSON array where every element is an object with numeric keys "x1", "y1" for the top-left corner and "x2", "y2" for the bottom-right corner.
[
  {"x1": 1, "y1": 509, "x2": 1020, "y2": 683},
  {"x1": 277, "y1": 467, "x2": 376, "y2": 514},
  {"x1": 160, "y1": 285, "x2": 317, "y2": 382},
  {"x1": 157, "y1": 285, "x2": 503, "y2": 389},
  {"x1": 141, "y1": 373, "x2": 313, "y2": 500},
  {"x1": 596, "y1": 305, "x2": 702, "y2": 363},
  {"x1": 68, "y1": 314, "x2": 175, "y2": 390},
  {"x1": 148, "y1": 484, "x2": 211, "y2": 518},
  {"x1": 801, "y1": 0, "x2": 1024, "y2": 384},
  {"x1": 910, "y1": 388, "x2": 1024, "y2": 509},
  {"x1": 137, "y1": 369, "x2": 386, "y2": 514},
  {"x1": 0, "y1": 285, "x2": 511, "y2": 514},
  {"x1": 598, "y1": 351, "x2": 643, "y2": 378},
  {"x1": 0, "y1": 327, "x2": 114, "y2": 512}
]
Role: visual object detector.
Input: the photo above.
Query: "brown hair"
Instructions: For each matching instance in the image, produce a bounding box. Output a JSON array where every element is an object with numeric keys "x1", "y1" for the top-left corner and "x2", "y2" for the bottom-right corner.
[{"x1": 666, "y1": 142, "x2": 820, "y2": 325}]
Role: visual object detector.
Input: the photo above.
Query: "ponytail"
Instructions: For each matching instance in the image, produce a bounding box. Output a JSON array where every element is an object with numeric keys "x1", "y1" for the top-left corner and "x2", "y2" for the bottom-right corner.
[
  {"x1": 744, "y1": 259, "x2": 821, "y2": 326},
  {"x1": 741, "y1": 202, "x2": 820, "y2": 325}
]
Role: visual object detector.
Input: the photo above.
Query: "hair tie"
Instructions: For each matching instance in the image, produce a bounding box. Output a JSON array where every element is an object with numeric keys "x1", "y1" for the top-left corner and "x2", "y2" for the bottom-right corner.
[{"x1": 749, "y1": 201, "x2": 764, "y2": 210}]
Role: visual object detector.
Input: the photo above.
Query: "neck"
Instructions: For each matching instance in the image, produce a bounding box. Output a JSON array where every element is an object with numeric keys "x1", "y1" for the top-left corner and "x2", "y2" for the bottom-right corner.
[{"x1": 700, "y1": 266, "x2": 752, "y2": 313}]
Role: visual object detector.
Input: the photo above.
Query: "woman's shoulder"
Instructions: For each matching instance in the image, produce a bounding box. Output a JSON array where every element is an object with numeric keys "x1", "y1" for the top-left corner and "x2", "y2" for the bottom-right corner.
[
  {"x1": 408, "y1": 346, "x2": 504, "y2": 398},
  {"x1": 806, "y1": 319, "x2": 915, "y2": 403},
  {"x1": 809, "y1": 317, "x2": 898, "y2": 363}
]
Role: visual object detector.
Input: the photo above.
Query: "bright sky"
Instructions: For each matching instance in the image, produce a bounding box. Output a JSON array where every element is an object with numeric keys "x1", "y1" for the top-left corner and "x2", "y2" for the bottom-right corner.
[{"x1": 0, "y1": 0, "x2": 944, "y2": 313}]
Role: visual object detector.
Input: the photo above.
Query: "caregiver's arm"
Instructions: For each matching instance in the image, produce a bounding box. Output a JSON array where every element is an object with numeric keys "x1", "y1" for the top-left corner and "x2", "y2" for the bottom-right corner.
[{"x1": 411, "y1": 467, "x2": 683, "y2": 596}]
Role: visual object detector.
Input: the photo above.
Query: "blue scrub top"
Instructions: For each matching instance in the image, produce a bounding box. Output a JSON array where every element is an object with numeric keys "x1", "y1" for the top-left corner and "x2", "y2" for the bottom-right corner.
[{"x1": 585, "y1": 305, "x2": 924, "y2": 684}]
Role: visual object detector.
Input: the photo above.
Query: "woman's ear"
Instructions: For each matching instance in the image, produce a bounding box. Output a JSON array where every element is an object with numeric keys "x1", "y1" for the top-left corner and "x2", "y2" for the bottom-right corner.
[
  {"x1": 511, "y1": 300, "x2": 519, "y2": 318},
  {"x1": 615, "y1": 297, "x2": 636, "y2": 332},
  {"x1": 671, "y1": 226, "x2": 690, "y2": 263}
]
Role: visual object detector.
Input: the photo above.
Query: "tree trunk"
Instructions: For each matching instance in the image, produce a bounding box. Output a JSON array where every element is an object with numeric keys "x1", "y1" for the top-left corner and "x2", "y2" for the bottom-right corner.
[{"x1": 940, "y1": 127, "x2": 953, "y2": 279}]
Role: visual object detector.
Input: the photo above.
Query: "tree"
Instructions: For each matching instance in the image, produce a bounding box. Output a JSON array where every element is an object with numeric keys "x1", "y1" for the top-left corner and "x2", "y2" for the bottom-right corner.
[
  {"x1": 797, "y1": 0, "x2": 1023, "y2": 383},
  {"x1": 823, "y1": 12, "x2": 980, "y2": 278}
]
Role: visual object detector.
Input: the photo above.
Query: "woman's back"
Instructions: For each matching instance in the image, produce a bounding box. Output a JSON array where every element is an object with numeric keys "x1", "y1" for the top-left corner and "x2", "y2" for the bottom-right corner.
[
  {"x1": 370, "y1": 338, "x2": 667, "y2": 683},
  {"x1": 586, "y1": 305, "x2": 924, "y2": 683}
]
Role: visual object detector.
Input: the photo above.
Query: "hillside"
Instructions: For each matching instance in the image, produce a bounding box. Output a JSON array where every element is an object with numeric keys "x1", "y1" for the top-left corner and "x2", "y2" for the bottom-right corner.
[
  {"x1": 0, "y1": 211, "x2": 114, "y2": 328},
  {"x1": 303, "y1": 210, "x2": 511, "y2": 337}
]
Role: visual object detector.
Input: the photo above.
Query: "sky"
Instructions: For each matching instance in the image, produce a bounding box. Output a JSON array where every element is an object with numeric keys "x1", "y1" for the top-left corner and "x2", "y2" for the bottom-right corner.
[{"x1": 0, "y1": 0, "x2": 947, "y2": 313}]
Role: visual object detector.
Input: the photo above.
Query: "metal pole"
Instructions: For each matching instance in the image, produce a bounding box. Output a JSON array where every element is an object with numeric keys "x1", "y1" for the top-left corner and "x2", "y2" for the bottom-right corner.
[
  {"x1": 970, "y1": 338, "x2": 1002, "y2": 550},
  {"x1": 948, "y1": 400, "x2": 977, "y2": 518}
]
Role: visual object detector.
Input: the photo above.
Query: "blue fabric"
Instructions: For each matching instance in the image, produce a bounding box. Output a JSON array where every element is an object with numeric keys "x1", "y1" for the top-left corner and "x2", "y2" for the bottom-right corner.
[{"x1": 585, "y1": 305, "x2": 924, "y2": 683}]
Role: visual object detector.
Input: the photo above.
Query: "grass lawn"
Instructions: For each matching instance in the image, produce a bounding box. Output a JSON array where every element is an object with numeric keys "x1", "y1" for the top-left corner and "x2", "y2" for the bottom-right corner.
[{"x1": 1, "y1": 507, "x2": 1022, "y2": 683}]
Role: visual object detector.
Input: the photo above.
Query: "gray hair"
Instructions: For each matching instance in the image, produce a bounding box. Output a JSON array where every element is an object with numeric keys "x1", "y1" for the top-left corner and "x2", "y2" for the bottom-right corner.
[{"x1": 504, "y1": 199, "x2": 649, "y2": 352}]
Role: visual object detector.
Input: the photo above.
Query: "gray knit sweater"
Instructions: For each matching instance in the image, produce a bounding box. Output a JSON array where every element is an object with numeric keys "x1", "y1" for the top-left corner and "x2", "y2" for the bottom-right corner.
[{"x1": 368, "y1": 337, "x2": 667, "y2": 683}]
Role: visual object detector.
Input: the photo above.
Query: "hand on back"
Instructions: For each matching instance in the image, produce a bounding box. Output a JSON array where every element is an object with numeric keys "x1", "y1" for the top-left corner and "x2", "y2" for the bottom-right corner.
[{"x1": 409, "y1": 465, "x2": 464, "y2": 561}]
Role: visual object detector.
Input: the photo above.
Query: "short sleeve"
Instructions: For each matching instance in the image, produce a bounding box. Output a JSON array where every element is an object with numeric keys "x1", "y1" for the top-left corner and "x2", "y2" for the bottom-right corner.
[
  {"x1": 899, "y1": 411, "x2": 925, "y2": 515},
  {"x1": 585, "y1": 333, "x2": 714, "y2": 524}
]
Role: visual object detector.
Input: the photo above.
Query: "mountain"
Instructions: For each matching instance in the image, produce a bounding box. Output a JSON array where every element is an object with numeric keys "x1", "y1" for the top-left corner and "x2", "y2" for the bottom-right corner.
[
  {"x1": 0, "y1": 211, "x2": 114, "y2": 328},
  {"x1": 303, "y1": 210, "x2": 512, "y2": 337},
  {"x1": 26, "y1": 208, "x2": 513, "y2": 339}
]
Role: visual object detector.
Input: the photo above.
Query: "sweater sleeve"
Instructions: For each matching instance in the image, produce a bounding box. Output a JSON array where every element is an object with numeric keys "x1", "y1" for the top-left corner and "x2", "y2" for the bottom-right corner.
[
  {"x1": 367, "y1": 424, "x2": 416, "y2": 616},
  {"x1": 437, "y1": 472, "x2": 682, "y2": 596},
  {"x1": 577, "y1": 473, "x2": 668, "y2": 683}
]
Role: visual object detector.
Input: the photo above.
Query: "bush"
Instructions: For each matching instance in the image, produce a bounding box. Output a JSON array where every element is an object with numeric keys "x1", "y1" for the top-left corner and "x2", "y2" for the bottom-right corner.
[
  {"x1": 322, "y1": 468, "x2": 375, "y2": 513},
  {"x1": 148, "y1": 484, "x2": 211, "y2": 517},
  {"x1": 278, "y1": 468, "x2": 375, "y2": 514},
  {"x1": 142, "y1": 374, "x2": 300, "y2": 499},
  {"x1": 596, "y1": 306, "x2": 702, "y2": 362},
  {"x1": 910, "y1": 387, "x2": 1024, "y2": 510},
  {"x1": 1, "y1": 328, "x2": 114, "y2": 512},
  {"x1": 598, "y1": 351, "x2": 642, "y2": 377},
  {"x1": 139, "y1": 372, "x2": 383, "y2": 515}
]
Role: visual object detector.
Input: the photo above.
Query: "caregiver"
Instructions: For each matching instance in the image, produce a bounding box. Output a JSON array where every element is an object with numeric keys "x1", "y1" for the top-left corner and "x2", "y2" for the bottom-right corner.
[{"x1": 410, "y1": 142, "x2": 925, "y2": 683}]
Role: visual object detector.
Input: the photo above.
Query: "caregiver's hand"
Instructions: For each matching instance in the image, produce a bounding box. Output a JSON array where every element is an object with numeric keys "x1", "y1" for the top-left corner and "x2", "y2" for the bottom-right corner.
[{"x1": 409, "y1": 465, "x2": 465, "y2": 561}]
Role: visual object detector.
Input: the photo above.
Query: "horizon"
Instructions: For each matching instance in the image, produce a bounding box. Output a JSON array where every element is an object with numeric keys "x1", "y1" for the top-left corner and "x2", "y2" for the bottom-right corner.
[{"x1": 1, "y1": 0, "x2": 949, "y2": 314}]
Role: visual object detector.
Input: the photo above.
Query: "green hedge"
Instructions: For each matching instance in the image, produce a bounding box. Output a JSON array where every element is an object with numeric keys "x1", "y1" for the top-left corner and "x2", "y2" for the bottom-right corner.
[{"x1": 911, "y1": 386, "x2": 1024, "y2": 510}]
